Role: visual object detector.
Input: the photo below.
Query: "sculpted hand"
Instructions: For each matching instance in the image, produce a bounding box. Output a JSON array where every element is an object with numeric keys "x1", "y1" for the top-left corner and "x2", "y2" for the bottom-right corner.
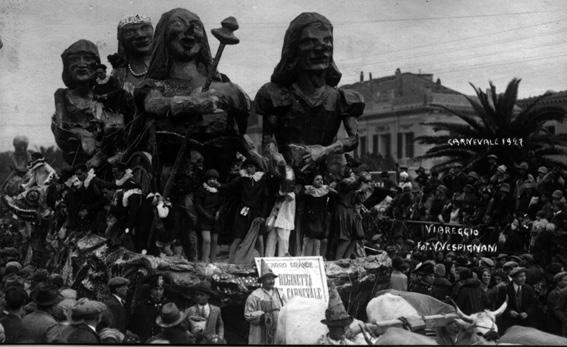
[
  {"x1": 301, "y1": 145, "x2": 327, "y2": 171},
  {"x1": 190, "y1": 89, "x2": 219, "y2": 114},
  {"x1": 510, "y1": 310, "x2": 519, "y2": 318},
  {"x1": 340, "y1": 136, "x2": 358, "y2": 150}
]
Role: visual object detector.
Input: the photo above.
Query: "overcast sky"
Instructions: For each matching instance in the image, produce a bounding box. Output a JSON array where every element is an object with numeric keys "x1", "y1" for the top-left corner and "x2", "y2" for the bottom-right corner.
[{"x1": 1, "y1": 0, "x2": 567, "y2": 151}]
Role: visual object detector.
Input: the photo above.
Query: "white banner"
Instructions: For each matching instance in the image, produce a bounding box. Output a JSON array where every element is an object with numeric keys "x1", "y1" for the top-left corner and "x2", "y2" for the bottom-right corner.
[{"x1": 255, "y1": 256, "x2": 329, "y2": 304}]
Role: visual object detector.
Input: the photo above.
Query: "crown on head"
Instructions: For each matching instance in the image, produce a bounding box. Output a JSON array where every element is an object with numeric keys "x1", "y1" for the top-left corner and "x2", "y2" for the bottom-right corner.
[{"x1": 118, "y1": 14, "x2": 151, "y2": 30}]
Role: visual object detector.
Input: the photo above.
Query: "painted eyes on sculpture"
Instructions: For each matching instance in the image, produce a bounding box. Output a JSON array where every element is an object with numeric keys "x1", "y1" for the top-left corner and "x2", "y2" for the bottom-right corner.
[
  {"x1": 67, "y1": 54, "x2": 97, "y2": 66},
  {"x1": 299, "y1": 37, "x2": 333, "y2": 50},
  {"x1": 169, "y1": 20, "x2": 203, "y2": 37},
  {"x1": 123, "y1": 24, "x2": 154, "y2": 39}
]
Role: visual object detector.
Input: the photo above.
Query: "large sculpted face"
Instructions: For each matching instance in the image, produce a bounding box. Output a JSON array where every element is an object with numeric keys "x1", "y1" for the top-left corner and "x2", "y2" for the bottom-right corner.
[
  {"x1": 66, "y1": 52, "x2": 98, "y2": 85},
  {"x1": 297, "y1": 22, "x2": 333, "y2": 71},
  {"x1": 167, "y1": 17, "x2": 204, "y2": 62},
  {"x1": 122, "y1": 23, "x2": 154, "y2": 56}
]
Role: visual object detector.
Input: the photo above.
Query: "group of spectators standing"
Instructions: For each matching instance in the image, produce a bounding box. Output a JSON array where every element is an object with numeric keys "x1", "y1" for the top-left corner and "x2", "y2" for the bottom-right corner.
[{"x1": 0, "y1": 260, "x2": 225, "y2": 343}]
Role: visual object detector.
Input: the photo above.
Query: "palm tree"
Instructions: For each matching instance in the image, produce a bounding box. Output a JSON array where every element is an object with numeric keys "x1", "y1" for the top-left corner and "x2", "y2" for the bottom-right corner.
[{"x1": 416, "y1": 78, "x2": 567, "y2": 173}]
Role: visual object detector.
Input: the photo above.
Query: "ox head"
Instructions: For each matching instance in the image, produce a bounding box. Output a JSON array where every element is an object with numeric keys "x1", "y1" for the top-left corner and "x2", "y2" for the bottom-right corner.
[{"x1": 450, "y1": 296, "x2": 507, "y2": 341}]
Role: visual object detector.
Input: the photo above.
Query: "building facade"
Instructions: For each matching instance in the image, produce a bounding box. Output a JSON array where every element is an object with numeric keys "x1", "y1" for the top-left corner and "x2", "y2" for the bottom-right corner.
[{"x1": 342, "y1": 69, "x2": 473, "y2": 171}]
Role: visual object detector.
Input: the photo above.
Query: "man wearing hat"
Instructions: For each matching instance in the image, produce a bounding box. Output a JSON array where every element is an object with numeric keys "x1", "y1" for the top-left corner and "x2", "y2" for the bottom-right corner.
[
  {"x1": 45, "y1": 296, "x2": 77, "y2": 343},
  {"x1": 497, "y1": 266, "x2": 537, "y2": 331},
  {"x1": 0, "y1": 286, "x2": 29, "y2": 343},
  {"x1": 60, "y1": 298, "x2": 107, "y2": 343},
  {"x1": 379, "y1": 171, "x2": 395, "y2": 190},
  {"x1": 129, "y1": 274, "x2": 167, "y2": 342},
  {"x1": 414, "y1": 167, "x2": 429, "y2": 189},
  {"x1": 148, "y1": 303, "x2": 195, "y2": 344},
  {"x1": 102, "y1": 276, "x2": 130, "y2": 333},
  {"x1": 486, "y1": 153, "x2": 498, "y2": 173},
  {"x1": 503, "y1": 261, "x2": 519, "y2": 282},
  {"x1": 536, "y1": 166, "x2": 548, "y2": 188},
  {"x1": 409, "y1": 261, "x2": 435, "y2": 295},
  {"x1": 489, "y1": 182, "x2": 514, "y2": 226},
  {"x1": 317, "y1": 283, "x2": 355, "y2": 345},
  {"x1": 547, "y1": 271, "x2": 567, "y2": 336},
  {"x1": 244, "y1": 259, "x2": 286, "y2": 344},
  {"x1": 186, "y1": 284, "x2": 224, "y2": 341},
  {"x1": 514, "y1": 161, "x2": 535, "y2": 209},
  {"x1": 495, "y1": 253, "x2": 508, "y2": 268},
  {"x1": 426, "y1": 184, "x2": 448, "y2": 222},
  {"x1": 21, "y1": 284, "x2": 62, "y2": 343}
]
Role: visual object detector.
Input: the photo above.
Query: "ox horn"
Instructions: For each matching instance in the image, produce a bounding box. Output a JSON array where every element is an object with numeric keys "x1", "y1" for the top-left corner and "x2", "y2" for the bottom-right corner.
[
  {"x1": 359, "y1": 324, "x2": 374, "y2": 345},
  {"x1": 453, "y1": 318, "x2": 472, "y2": 329},
  {"x1": 489, "y1": 295, "x2": 508, "y2": 318},
  {"x1": 448, "y1": 297, "x2": 474, "y2": 323}
]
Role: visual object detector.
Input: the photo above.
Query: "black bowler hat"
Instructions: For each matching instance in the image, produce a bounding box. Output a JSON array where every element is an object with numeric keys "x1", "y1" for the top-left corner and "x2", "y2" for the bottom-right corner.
[{"x1": 32, "y1": 284, "x2": 63, "y2": 307}]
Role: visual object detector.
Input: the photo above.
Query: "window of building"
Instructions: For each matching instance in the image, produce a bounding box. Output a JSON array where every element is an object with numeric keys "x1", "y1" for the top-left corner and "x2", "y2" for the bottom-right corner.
[
  {"x1": 397, "y1": 133, "x2": 403, "y2": 159},
  {"x1": 381, "y1": 134, "x2": 391, "y2": 158},
  {"x1": 405, "y1": 132, "x2": 414, "y2": 158},
  {"x1": 360, "y1": 136, "x2": 367, "y2": 156},
  {"x1": 372, "y1": 134, "x2": 378, "y2": 155}
]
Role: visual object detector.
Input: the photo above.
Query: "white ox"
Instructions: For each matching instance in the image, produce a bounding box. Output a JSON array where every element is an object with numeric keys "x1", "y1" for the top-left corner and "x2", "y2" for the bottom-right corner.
[
  {"x1": 498, "y1": 325, "x2": 567, "y2": 346},
  {"x1": 367, "y1": 291, "x2": 508, "y2": 345},
  {"x1": 366, "y1": 293, "x2": 420, "y2": 323},
  {"x1": 275, "y1": 297, "x2": 367, "y2": 345}
]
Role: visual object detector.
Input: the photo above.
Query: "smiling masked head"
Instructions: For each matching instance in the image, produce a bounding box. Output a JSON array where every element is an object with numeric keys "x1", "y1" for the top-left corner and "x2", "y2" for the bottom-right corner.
[{"x1": 146, "y1": 8, "x2": 214, "y2": 80}]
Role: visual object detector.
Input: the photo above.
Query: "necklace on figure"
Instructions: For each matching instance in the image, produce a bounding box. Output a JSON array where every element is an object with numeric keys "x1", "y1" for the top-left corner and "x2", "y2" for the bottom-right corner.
[{"x1": 128, "y1": 63, "x2": 147, "y2": 77}]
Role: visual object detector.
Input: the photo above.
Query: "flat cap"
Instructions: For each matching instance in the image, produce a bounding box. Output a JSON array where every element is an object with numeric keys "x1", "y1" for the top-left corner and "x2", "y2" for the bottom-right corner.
[
  {"x1": 71, "y1": 298, "x2": 107, "y2": 319},
  {"x1": 509, "y1": 267, "x2": 527, "y2": 278},
  {"x1": 503, "y1": 261, "x2": 519, "y2": 269},
  {"x1": 554, "y1": 271, "x2": 567, "y2": 283},
  {"x1": 60, "y1": 288, "x2": 77, "y2": 300},
  {"x1": 480, "y1": 257, "x2": 495, "y2": 267},
  {"x1": 108, "y1": 277, "x2": 130, "y2": 289}
]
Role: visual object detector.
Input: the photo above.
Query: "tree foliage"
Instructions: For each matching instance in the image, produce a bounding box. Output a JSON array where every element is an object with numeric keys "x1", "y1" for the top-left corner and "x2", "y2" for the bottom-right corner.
[{"x1": 416, "y1": 78, "x2": 567, "y2": 173}]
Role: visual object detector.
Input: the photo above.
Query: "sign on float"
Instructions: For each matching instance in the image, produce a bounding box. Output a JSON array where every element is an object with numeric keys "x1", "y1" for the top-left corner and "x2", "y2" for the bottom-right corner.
[{"x1": 255, "y1": 256, "x2": 329, "y2": 304}]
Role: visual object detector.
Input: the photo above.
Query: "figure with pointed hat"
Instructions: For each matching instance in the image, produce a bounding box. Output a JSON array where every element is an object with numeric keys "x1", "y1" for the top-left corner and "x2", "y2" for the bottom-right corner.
[
  {"x1": 317, "y1": 282, "x2": 355, "y2": 345},
  {"x1": 244, "y1": 259, "x2": 287, "y2": 344}
]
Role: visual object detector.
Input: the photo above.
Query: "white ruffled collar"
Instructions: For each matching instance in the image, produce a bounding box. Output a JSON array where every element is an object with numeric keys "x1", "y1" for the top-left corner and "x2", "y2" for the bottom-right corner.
[
  {"x1": 115, "y1": 169, "x2": 133, "y2": 187},
  {"x1": 304, "y1": 185, "x2": 331, "y2": 197},
  {"x1": 203, "y1": 182, "x2": 218, "y2": 193},
  {"x1": 240, "y1": 170, "x2": 264, "y2": 182}
]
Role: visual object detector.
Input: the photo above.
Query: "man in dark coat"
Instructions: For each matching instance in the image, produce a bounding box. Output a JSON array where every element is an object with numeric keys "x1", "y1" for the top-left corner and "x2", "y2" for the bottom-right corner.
[
  {"x1": 148, "y1": 303, "x2": 195, "y2": 344},
  {"x1": 451, "y1": 267, "x2": 487, "y2": 315},
  {"x1": 102, "y1": 276, "x2": 130, "y2": 333},
  {"x1": 185, "y1": 284, "x2": 224, "y2": 341},
  {"x1": 21, "y1": 284, "x2": 62, "y2": 343},
  {"x1": 60, "y1": 298, "x2": 106, "y2": 344},
  {"x1": 497, "y1": 267, "x2": 538, "y2": 332},
  {"x1": 547, "y1": 271, "x2": 567, "y2": 336},
  {"x1": 129, "y1": 275, "x2": 166, "y2": 342},
  {"x1": 0, "y1": 286, "x2": 29, "y2": 343},
  {"x1": 431, "y1": 263, "x2": 452, "y2": 302},
  {"x1": 409, "y1": 261, "x2": 435, "y2": 296}
]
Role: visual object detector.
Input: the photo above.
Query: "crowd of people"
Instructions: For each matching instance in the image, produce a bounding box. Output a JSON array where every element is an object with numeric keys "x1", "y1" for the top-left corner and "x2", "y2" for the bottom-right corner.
[{"x1": 0, "y1": 6, "x2": 566, "y2": 345}]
